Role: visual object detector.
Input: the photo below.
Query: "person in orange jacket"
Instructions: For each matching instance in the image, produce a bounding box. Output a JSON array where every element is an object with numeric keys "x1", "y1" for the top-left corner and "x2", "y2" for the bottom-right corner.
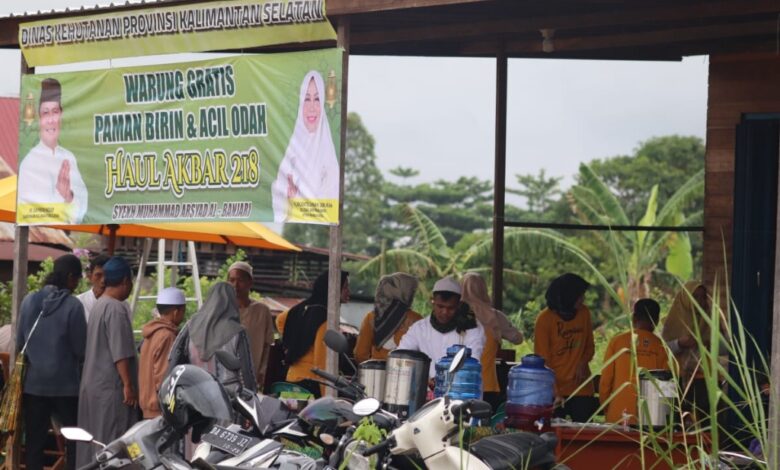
[
  {"x1": 599, "y1": 298, "x2": 670, "y2": 424},
  {"x1": 138, "y1": 288, "x2": 186, "y2": 418}
]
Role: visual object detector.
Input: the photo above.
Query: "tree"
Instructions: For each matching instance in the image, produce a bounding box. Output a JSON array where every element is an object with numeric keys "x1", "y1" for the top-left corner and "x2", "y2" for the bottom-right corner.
[
  {"x1": 359, "y1": 203, "x2": 606, "y2": 311},
  {"x1": 508, "y1": 169, "x2": 563, "y2": 216},
  {"x1": 283, "y1": 112, "x2": 388, "y2": 255},
  {"x1": 588, "y1": 135, "x2": 704, "y2": 221},
  {"x1": 383, "y1": 176, "x2": 495, "y2": 245}
]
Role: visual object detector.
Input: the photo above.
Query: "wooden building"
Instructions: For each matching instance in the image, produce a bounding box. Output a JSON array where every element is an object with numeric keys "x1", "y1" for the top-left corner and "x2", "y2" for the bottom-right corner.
[{"x1": 2, "y1": 0, "x2": 780, "y2": 460}]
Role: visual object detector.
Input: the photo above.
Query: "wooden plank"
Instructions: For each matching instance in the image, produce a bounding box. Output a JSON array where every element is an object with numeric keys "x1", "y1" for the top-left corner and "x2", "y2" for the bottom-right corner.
[
  {"x1": 346, "y1": 0, "x2": 780, "y2": 46},
  {"x1": 483, "y1": 19, "x2": 779, "y2": 55},
  {"x1": 325, "y1": 18, "x2": 350, "y2": 393}
]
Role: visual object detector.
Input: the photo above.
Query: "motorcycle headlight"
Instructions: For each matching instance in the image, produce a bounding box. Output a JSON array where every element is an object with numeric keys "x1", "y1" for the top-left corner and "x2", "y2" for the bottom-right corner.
[{"x1": 343, "y1": 440, "x2": 372, "y2": 470}]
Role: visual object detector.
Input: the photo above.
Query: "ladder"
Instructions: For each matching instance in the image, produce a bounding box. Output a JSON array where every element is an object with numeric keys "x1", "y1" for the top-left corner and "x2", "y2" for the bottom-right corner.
[{"x1": 129, "y1": 238, "x2": 204, "y2": 315}]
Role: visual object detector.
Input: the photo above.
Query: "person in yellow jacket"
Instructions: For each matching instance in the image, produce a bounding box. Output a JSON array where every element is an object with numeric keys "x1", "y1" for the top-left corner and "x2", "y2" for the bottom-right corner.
[
  {"x1": 276, "y1": 270, "x2": 349, "y2": 397},
  {"x1": 460, "y1": 273, "x2": 523, "y2": 409},
  {"x1": 534, "y1": 273, "x2": 596, "y2": 422},
  {"x1": 599, "y1": 298, "x2": 670, "y2": 424},
  {"x1": 354, "y1": 273, "x2": 422, "y2": 363}
]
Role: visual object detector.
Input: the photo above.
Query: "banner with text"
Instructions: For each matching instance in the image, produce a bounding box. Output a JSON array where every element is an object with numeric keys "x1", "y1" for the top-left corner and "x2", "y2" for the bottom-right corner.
[
  {"x1": 20, "y1": 0, "x2": 336, "y2": 67},
  {"x1": 17, "y1": 48, "x2": 342, "y2": 226}
]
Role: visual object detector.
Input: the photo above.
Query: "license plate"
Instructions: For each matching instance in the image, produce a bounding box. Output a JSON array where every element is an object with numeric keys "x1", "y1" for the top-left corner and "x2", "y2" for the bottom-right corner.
[{"x1": 202, "y1": 425, "x2": 255, "y2": 456}]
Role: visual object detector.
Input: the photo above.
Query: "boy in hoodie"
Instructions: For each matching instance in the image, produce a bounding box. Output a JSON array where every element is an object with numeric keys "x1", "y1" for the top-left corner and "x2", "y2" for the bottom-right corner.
[
  {"x1": 139, "y1": 287, "x2": 186, "y2": 418},
  {"x1": 17, "y1": 254, "x2": 86, "y2": 470}
]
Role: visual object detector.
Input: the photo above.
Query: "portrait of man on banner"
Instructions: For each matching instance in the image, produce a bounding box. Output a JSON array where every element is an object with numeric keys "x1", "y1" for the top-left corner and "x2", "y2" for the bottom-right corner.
[
  {"x1": 18, "y1": 78, "x2": 88, "y2": 224},
  {"x1": 272, "y1": 70, "x2": 339, "y2": 223}
]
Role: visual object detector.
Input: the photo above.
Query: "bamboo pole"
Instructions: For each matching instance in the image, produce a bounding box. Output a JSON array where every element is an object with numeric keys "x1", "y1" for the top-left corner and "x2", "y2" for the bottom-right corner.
[{"x1": 325, "y1": 17, "x2": 350, "y2": 393}]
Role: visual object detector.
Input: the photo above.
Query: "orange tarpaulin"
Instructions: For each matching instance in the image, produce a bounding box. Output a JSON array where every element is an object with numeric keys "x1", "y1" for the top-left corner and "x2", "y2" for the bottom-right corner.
[
  {"x1": 1, "y1": 176, "x2": 299, "y2": 252},
  {"x1": 62, "y1": 222, "x2": 300, "y2": 251},
  {"x1": 0, "y1": 175, "x2": 16, "y2": 223}
]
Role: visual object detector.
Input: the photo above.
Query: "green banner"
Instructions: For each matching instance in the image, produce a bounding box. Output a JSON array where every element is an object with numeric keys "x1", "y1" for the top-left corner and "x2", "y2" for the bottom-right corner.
[
  {"x1": 17, "y1": 48, "x2": 343, "y2": 226},
  {"x1": 19, "y1": 0, "x2": 336, "y2": 67}
]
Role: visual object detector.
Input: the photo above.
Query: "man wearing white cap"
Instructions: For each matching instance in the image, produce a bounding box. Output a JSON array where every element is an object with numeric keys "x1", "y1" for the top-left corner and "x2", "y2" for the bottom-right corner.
[
  {"x1": 138, "y1": 287, "x2": 186, "y2": 418},
  {"x1": 228, "y1": 261, "x2": 274, "y2": 391},
  {"x1": 398, "y1": 276, "x2": 485, "y2": 378}
]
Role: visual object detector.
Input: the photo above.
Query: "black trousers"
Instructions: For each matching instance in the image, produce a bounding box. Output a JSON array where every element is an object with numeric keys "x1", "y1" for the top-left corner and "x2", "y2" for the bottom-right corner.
[
  {"x1": 23, "y1": 394, "x2": 78, "y2": 470},
  {"x1": 554, "y1": 396, "x2": 599, "y2": 423}
]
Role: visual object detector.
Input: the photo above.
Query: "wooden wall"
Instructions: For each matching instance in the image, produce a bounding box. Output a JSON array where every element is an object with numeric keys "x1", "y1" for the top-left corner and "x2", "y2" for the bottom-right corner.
[{"x1": 704, "y1": 53, "x2": 780, "y2": 287}]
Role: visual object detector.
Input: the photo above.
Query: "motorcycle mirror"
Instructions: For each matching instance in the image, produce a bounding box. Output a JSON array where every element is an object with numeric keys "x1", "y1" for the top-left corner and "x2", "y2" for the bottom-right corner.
[
  {"x1": 215, "y1": 350, "x2": 242, "y2": 372},
  {"x1": 61, "y1": 427, "x2": 94, "y2": 443},
  {"x1": 352, "y1": 398, "x2": 381, "y2": 417},
  {"x1": 449, "y1": 346, "x2": 467, "y2": 375},
  {"x1": 324, "y1": 329, "x2": 350, "y2": 354}
]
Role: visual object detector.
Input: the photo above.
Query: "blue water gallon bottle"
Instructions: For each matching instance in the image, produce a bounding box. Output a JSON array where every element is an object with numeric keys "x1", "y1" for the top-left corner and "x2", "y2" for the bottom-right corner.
[
  {"x1": 505, "y1": 354, "x2": 555, "y2": 432},
  {"x1": 433, "y1": 345, "x2": 482, "y2": 400}
]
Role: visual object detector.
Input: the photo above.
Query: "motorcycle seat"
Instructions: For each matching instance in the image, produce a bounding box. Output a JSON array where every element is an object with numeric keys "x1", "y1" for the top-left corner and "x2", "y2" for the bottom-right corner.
[{"x1": 469, "y1": 432, "x2": 558, "y2": 470}]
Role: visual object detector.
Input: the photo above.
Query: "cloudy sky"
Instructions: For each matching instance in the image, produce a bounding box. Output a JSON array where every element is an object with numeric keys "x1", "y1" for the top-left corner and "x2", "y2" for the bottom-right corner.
[{"x1": 0, "y1": 1, "x2": 708, "y2": 192}]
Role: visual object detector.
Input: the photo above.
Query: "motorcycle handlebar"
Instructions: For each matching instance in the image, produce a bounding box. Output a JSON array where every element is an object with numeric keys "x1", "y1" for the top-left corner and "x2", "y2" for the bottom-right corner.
[
  {"x1": 451, "y1": 399, "x2": 493, "y2": 420},
  {"x1": 77, "y1": 460, "x2": 101, "y2": 470},
  {"x1": 362, "y1": 437, "x2": 394, "y2": 456},
  {"x1": 311, "y1": 368, "x2": 366, "y2": 399},
  {"x1": 311, "y1": 368, "x2": 340, "y2": 385}
]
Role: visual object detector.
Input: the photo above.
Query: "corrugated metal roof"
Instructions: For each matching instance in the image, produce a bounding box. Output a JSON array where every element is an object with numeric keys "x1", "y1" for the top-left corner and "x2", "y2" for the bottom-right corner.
[
  {"x1": 0, "y1": 221, "x2": 74, "y2": 247},
  {"x1": 0, "y1": 98, "x2": 19, "y2": 174}
]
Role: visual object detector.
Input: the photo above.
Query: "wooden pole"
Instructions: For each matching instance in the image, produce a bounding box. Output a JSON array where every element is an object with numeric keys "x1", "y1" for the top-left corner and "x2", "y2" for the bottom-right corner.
[
  {"x1": 325, "y1": 17, "x2": 350, "y2": 393},
  {"x1": 107, "y1": 223, "x2": 119, "y2": 255},
  {"x1": 492, "y1": 46, "x2": 508, "y2": 310},
  {"x1": 768, "y1": 133, "x2": 780, "y2": 470},
  {"x1": 8, "y1": 52, "x2": 33, "y2": 470}
]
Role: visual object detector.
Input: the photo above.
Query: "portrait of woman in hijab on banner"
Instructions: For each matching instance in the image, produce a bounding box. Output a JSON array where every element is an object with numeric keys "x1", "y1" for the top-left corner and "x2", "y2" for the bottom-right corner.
[{"x1": 271, "y1": 70, "x2": 339, "y2": 223}]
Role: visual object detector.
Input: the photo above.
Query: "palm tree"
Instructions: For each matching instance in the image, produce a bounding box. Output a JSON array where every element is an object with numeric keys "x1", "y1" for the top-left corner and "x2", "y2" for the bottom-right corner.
[
  {"x1": 359, "y1": 203, "x2": 611, "y2": 301},
  {"x1": 567, "y1": 163, "x2": 704, "y2": 306}
]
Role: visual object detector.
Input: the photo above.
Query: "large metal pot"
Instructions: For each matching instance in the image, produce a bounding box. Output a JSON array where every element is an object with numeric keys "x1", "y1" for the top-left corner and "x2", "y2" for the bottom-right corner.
[
  {"x1": 639, "y1": 369, "x2": 677, "y2": 427},
  {"x1": 383, "y1": 349, "x2": 431, "y2": 419},
  {"x1": 358, "y1": 360, "x2": 386, "y2": 401}
]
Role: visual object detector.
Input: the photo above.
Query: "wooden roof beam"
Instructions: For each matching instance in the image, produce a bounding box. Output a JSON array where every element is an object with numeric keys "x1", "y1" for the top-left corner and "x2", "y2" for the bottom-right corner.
[
  {"x1": 327, "y1": 0, "x2": 491, "y2": 15},
  {"x1": 347, "y1": 0, "x2": 780, "y2": 46},
  {"x1": 458, "y1": 19, "x2": 778, "y2": 56}
]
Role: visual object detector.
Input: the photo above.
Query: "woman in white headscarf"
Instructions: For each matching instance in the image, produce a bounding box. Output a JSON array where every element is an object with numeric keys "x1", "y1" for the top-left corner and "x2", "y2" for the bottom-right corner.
[{"x1": 272, "y1": 70, "x2": 339, "y2": 222}]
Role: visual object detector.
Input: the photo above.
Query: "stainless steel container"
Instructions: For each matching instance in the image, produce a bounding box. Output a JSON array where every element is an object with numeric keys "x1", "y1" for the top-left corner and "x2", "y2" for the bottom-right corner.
[
  {"x1": 383, "y1": 349, "x2": 431, "y2": 419},
  {"x1": 639, "y1": 369, "x2": 677, "y2": 427},
  {"x1": 358, "y1": 360, "x2": 386, "y2": 401}
]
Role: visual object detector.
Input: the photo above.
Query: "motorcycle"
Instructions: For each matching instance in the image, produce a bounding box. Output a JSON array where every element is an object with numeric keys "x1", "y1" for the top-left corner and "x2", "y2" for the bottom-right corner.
[
  {"x1": 354, "y1": 347, "x2": 565, "y2": 470},
  {"x1": 63, "y1": 364, "x2": 317, "y2": 470}
]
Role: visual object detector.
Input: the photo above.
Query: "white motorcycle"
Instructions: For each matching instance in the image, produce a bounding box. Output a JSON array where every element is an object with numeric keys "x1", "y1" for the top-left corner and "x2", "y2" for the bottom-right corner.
[{"x1": 354, "y1": 347, "x2": 565, "y2": 470}]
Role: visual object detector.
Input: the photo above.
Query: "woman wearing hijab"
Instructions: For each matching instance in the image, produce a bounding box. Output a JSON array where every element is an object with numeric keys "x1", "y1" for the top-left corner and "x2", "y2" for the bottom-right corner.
[
  {"x1": 534, "y1": 273, "x2": 597, "y2": 422},
  {"x1": 276, "y1": 271, "x2": 350, "y2": 397},
  {"x1": 168, "y1": 282, "x2": 256, "y2": 395},
  {"x1": 460, "y1": 273, "x2": 523, "y2": 409},
  {"x1": 661, "y1": 281, "x2": 713, "y2": 423},
  {"x1": 272, "y1": 70, "x2": 339, "y2": 222},
  {"x1": 354, "y1": 273, "x2": 422, "y2": 363}
]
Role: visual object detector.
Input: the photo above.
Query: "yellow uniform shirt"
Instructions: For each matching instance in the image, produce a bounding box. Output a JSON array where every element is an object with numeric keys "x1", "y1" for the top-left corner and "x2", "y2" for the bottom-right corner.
[
  {"x1": 599, "y1": 329, "x2": 670, "y2": 424},
  {"x1": 534, "y1": 306, "x2": 595, "y2": 397},
  {"x1": 275, "y1": 310, "x2": 327, "y2": 383},
  {"x1": 353, "y1": 310, "x2": 422, "y2": 363}
]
